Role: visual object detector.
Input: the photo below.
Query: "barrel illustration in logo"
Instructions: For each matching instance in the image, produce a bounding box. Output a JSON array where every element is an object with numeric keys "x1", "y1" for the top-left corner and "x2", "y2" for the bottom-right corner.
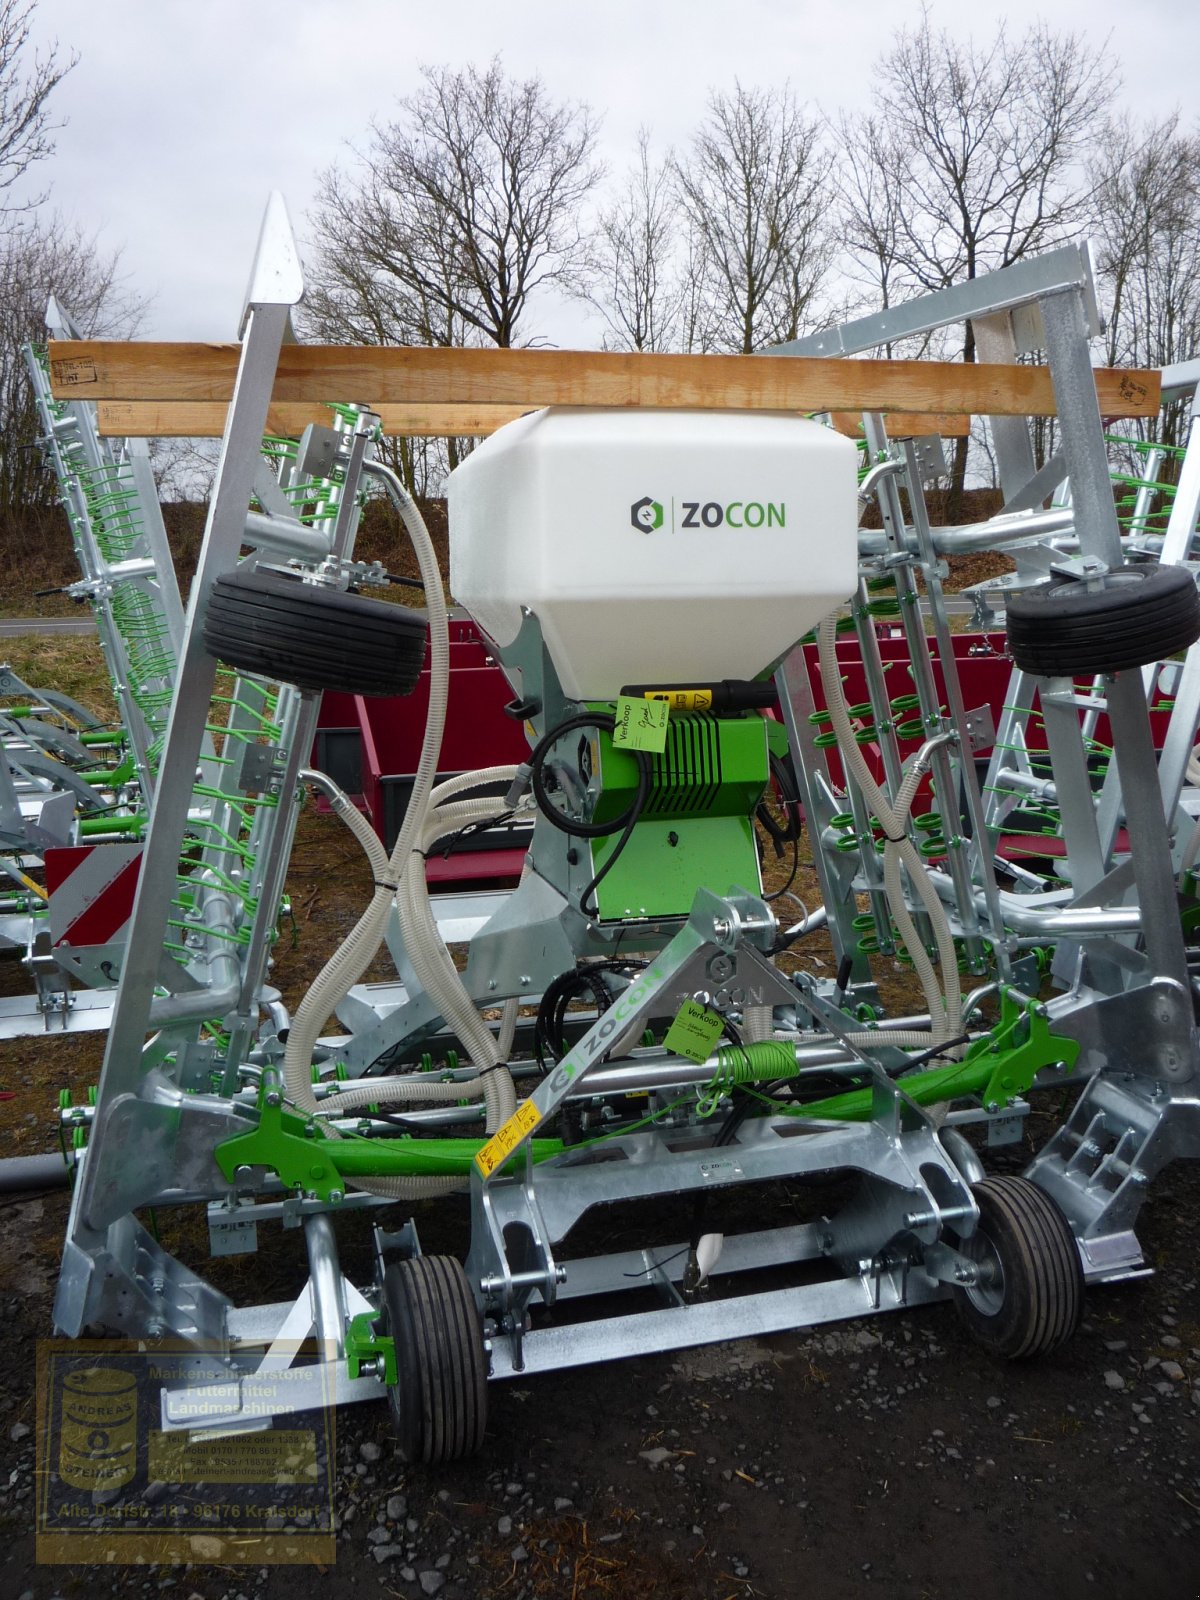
[{"x1": 59, "y1": 1366, "x2": 138, "y2": 1490}]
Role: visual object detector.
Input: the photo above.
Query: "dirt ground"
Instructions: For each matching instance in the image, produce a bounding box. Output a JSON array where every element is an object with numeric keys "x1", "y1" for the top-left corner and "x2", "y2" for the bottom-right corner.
[{"x1": 0, "y1": 624, "x2": 1197, "y2": 1600}]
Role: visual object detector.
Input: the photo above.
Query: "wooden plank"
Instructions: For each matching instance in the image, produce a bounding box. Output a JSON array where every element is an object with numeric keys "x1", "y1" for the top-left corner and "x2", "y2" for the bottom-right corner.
[
  {"x1": 51, "y1": 341, "x2": 1161, "y2": 419},
  {"x1": 95, "y1": 400, "x2": 536, "y2": 438},
  {"x1": 97, "y1": 398, "x2": 972, "y2": 441},
  {"x1": 827, "y1": 410, "x2": 970, "y2": 439}
]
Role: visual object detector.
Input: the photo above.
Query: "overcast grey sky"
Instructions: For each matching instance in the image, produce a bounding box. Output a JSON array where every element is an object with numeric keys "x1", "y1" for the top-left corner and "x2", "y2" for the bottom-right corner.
[{"x1": 20, "y1": 0, "x2": 1200, "y2": 344}]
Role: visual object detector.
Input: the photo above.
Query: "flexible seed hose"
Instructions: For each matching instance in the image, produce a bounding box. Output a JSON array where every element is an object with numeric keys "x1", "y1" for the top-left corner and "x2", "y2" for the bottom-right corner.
[
  {"x1": 396, "y1": 783, "x2": 525, "y2": 1078},
  {"x1": 300, "y1": 770, "x2": 520, "y2": 1107},
  {"x1": 742, "y1": 1004, "x2": 774, "y2": 1043},
  {"x1": 300, "y1": 768, "x2": 390, "y2": 879},
  {"x1": 314, "y1": 782, "x2": 524, "y2": 1198},
  {"x1": 817, "y1": 614, "x2": 962, "y2": 1044},
  {"x1": 282, "y1": 480, "x2": 474, "y2": 1204}
]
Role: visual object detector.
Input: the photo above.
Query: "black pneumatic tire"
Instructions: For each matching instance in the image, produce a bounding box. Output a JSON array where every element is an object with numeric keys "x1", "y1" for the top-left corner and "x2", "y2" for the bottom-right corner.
[
  {"x1": 953, "y1": 1175, "x2": 1083, "y2": 1360},
  {"x1": 203, "y1": 568, "x2": 428, "y2": 697},
  {"x1": 1006, "y1": 563, "x2": 1200, "y2": 676},
  {"x1": 381, "y1": 1255, "x2": 488, "y2": 1463}
]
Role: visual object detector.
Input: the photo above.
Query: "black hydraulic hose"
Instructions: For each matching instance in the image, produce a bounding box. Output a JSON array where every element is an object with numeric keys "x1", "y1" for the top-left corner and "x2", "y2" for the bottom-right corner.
[
  {"x1": 529, "y1": 712, "x2": 650, "y2": 838},
  {"x1": 528, "y1": 710, "x2": 652, "y2": 919},
  {"x1": 577, "y1": 766, "x2": 650, "y2": 918}
]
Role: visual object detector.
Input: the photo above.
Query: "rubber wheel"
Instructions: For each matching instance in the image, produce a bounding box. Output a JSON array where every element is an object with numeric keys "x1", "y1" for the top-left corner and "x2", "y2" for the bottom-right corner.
[
  {"x1": 381, "y1": 1255, "x2": 488, "y2": 1462},
  {"x1": 953, "y1": 1175, "x2": 1083, "y2": 1359},
  {"x1": 203, "y1": 568, "x2": 427, "y2": 697},
  {"x1": 1006, "y1": 563, "x2": 1200, "y2": 676}
]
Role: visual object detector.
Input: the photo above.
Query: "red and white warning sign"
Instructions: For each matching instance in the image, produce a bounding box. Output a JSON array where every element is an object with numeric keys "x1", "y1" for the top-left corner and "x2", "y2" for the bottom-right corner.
[{"x1": 45, "y1": 844, "x2": 143, "y2": 950}]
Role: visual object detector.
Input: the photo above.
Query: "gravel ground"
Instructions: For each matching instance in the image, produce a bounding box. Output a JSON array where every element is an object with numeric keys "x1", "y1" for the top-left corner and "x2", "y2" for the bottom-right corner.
[{"x1": 1, "y1": 1150, "x2": 1198, "y2": 1600}]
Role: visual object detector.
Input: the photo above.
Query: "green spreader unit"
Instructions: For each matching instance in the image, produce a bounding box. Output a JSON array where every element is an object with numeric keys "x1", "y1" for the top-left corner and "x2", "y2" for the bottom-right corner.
[{"x1": 586, "y1": 708, "x2": 777, "y2": 921}]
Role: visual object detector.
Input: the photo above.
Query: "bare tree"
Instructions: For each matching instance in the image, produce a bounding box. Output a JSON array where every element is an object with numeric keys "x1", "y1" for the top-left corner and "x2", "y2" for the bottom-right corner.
[
  {"x1": 307, "y1": 58, "x2": 602, "y2": 352},
  {"x1": 1090, "y1": 113, "x2": 1200, "y2": 450},
  {"x1": 835, "y1": 112, "x2": 908, "y2": 332},
  {"x1": 305, "y1": 58, "x2": 602, "y2": 489},
  {"x1": 304, "y1": 161, "x2": 475, "y2": 491},
  {"x1": 0, "y1": 215, "x2": 144, "y2": 535},
  {"x1": 1087, "y1": 112, "x2": 1200, "y2": 524},
  {"x1": 590, "y1": 130, "x2": 683, "y2": 352},
  {"x1": 674, "y1": 82, "x2": 832, "y2": 354},
  {"x1": 0, "y1": 0, "x2": 75, "y2": 220},
  {"x1": 839, "y1": 9, "x2": 1114, "y2": 500}
]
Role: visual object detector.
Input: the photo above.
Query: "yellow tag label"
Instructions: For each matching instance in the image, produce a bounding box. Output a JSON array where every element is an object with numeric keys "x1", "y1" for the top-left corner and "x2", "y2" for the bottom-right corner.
[
  {"x1": 664, "y1": 999, "x2": 725, "y2": 1063},
  {"x1": 613, "y1": 694, "x2": 669, "y2": 753},
  {"x1": 475, "y1": 1098, "x2": 542, "y2": 1177},
  {"x1": 645, "y1": 688, "x2": 713, "y2": 712}
]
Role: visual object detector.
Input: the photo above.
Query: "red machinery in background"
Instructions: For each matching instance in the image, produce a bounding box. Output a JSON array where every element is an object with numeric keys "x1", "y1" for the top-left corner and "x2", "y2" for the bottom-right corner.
[{"x1": 313, "y1": 620, "x2": 1160, "y2": 886}]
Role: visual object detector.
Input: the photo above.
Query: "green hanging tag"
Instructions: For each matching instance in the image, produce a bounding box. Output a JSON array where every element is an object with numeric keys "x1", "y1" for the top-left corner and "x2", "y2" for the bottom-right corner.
[
  {"x1": 613, "y1": 694, "x2": 669, "y2": 753},
  {"x1": 664, "y1": 999, "x2": 724, "y2": 1063}
]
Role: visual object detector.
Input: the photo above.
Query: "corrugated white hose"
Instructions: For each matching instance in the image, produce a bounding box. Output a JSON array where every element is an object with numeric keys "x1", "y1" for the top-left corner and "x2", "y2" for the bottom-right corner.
[
  {"x1": 398, "y1": 792, "x2": 524, "y2": 1081},
  {"x1": 302, "y1": 770, "x2": 392, "y2": 880},
  {"x1": 283, "y1": 488, "x2": 449, "y2": 1125},
  {"x1": 324, "y1": 1072, "x2": 493, "y2": 1199},
  {"x1": 303, "y1": 773, "x2": 517, "y2": 1112},
  {"x1": 742, "y1": 1004, "x2": 774, "y2": 1043},
  {"x1": 314, "y1": 792, "x2": 524, "y2": 1200},
  {"x1": 497, "y1": 995, "x2": 519, "y2": 1058},
  {"x1": 402, "y1": 816, "x2": 520, "y2": 1064},
  {"x1": 817, "y1": 615, "x2": 962, "y2": 1044}
]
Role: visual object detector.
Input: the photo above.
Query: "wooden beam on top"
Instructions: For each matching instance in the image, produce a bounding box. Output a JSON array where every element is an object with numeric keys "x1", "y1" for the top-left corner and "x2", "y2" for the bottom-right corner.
[
  {"x1": 50, "y1": 341, "x2": 1162, "y2": 420},
  {"x1": 96, "y1": 398, "x2": 977, "y2": 441},
  {"x1": 827, "y1": 410, "x2": 970, "y2": 439},
  {"x1": 95, "y1": 400, "x2": 537, "y2": 438}
]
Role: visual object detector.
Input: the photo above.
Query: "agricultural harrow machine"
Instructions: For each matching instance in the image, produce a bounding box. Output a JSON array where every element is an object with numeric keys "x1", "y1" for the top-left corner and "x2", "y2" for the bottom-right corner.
[
  {"x1": 3, "y1": 311, "x2": 382, "y2": 1038},
  {"x1": 38, "y1": 195, "x2": 1200, "y2": 1463}
]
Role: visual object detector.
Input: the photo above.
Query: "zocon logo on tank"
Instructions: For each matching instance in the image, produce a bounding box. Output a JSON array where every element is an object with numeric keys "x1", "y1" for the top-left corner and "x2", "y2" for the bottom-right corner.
[
  {"x1": 447, "y1": 408, "x2": 858, "y2": 701},
  {"x1": 630, "y1": 495, "x2": 785, "y2": 532}
]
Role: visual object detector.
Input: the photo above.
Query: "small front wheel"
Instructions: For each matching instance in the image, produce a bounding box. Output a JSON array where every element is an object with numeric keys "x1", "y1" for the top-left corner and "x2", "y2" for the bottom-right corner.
[
  {"x1": 953, "y1": 1175, "x2": 1083, "y2": 1359},
  {"x1": 381, "y1": 1254, "x2": 488, "y2": 1462}
]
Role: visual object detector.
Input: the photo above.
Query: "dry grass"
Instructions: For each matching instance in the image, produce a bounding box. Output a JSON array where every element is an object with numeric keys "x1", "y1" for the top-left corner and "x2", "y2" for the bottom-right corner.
[{"x1": 0, "y1": 635, "x2": 118, "y2": 722}]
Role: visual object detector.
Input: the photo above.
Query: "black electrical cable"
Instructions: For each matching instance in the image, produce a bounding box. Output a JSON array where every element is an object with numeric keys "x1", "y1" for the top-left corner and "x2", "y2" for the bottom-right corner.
[
  {"x1": 534, "y1": 967, "x2": 611, "y2": 1071},
  {"x1": 533, "y1": 958, "x2": 649, "y2": 1070},
  {"x1": 529, "y1": 711, "x2": 648, "y2": 838},
  {"x1": 422, "y1": 808, "x2": 517, "y2": 861},
  {"x1": 888, "y1": 1031, "x2": 972, "y2": 1076},
  {"x1": 527, "y1": 709, "x2": 653, "y2": 918},
  {"x1": 763, "y1": 830, "x2": 800, "y2": 903},
  {"x1": 756, "y1": 752, "x2": 803, "y2": 855},
  {"x1": 577, "y1": 772, "x2": 650, "y2": 918},
  {"x1": 776, "y1": 1028, "x2": 975, "y2": 1108},
  {"x1": 714, "y1": 1018, "x2": 758, "y2": 1147}
]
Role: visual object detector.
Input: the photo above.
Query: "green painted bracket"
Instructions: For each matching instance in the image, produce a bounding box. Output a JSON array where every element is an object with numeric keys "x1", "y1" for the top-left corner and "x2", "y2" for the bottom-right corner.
[
  {"x1": 215, "y1": 1100, "x2": 345, "y2": 1199},
  {"x1": 345, "y1": 1311, "x2": 397, "y2": 1386},
  {"x1": 971, "y1": 989, "x2": 1080, "y2": 1112},
  {"x1": 214, "y1": 1094, "x2": 563, "y2": 1198},
  {"x1": 791, "y1": 989, "x2": 1078, "y2": 1123}
]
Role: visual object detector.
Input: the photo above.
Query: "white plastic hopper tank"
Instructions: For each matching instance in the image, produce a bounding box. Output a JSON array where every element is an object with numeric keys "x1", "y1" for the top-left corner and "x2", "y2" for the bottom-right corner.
[{"x1": 448, "y1": 407, "x2": 858, "y2": 700}]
